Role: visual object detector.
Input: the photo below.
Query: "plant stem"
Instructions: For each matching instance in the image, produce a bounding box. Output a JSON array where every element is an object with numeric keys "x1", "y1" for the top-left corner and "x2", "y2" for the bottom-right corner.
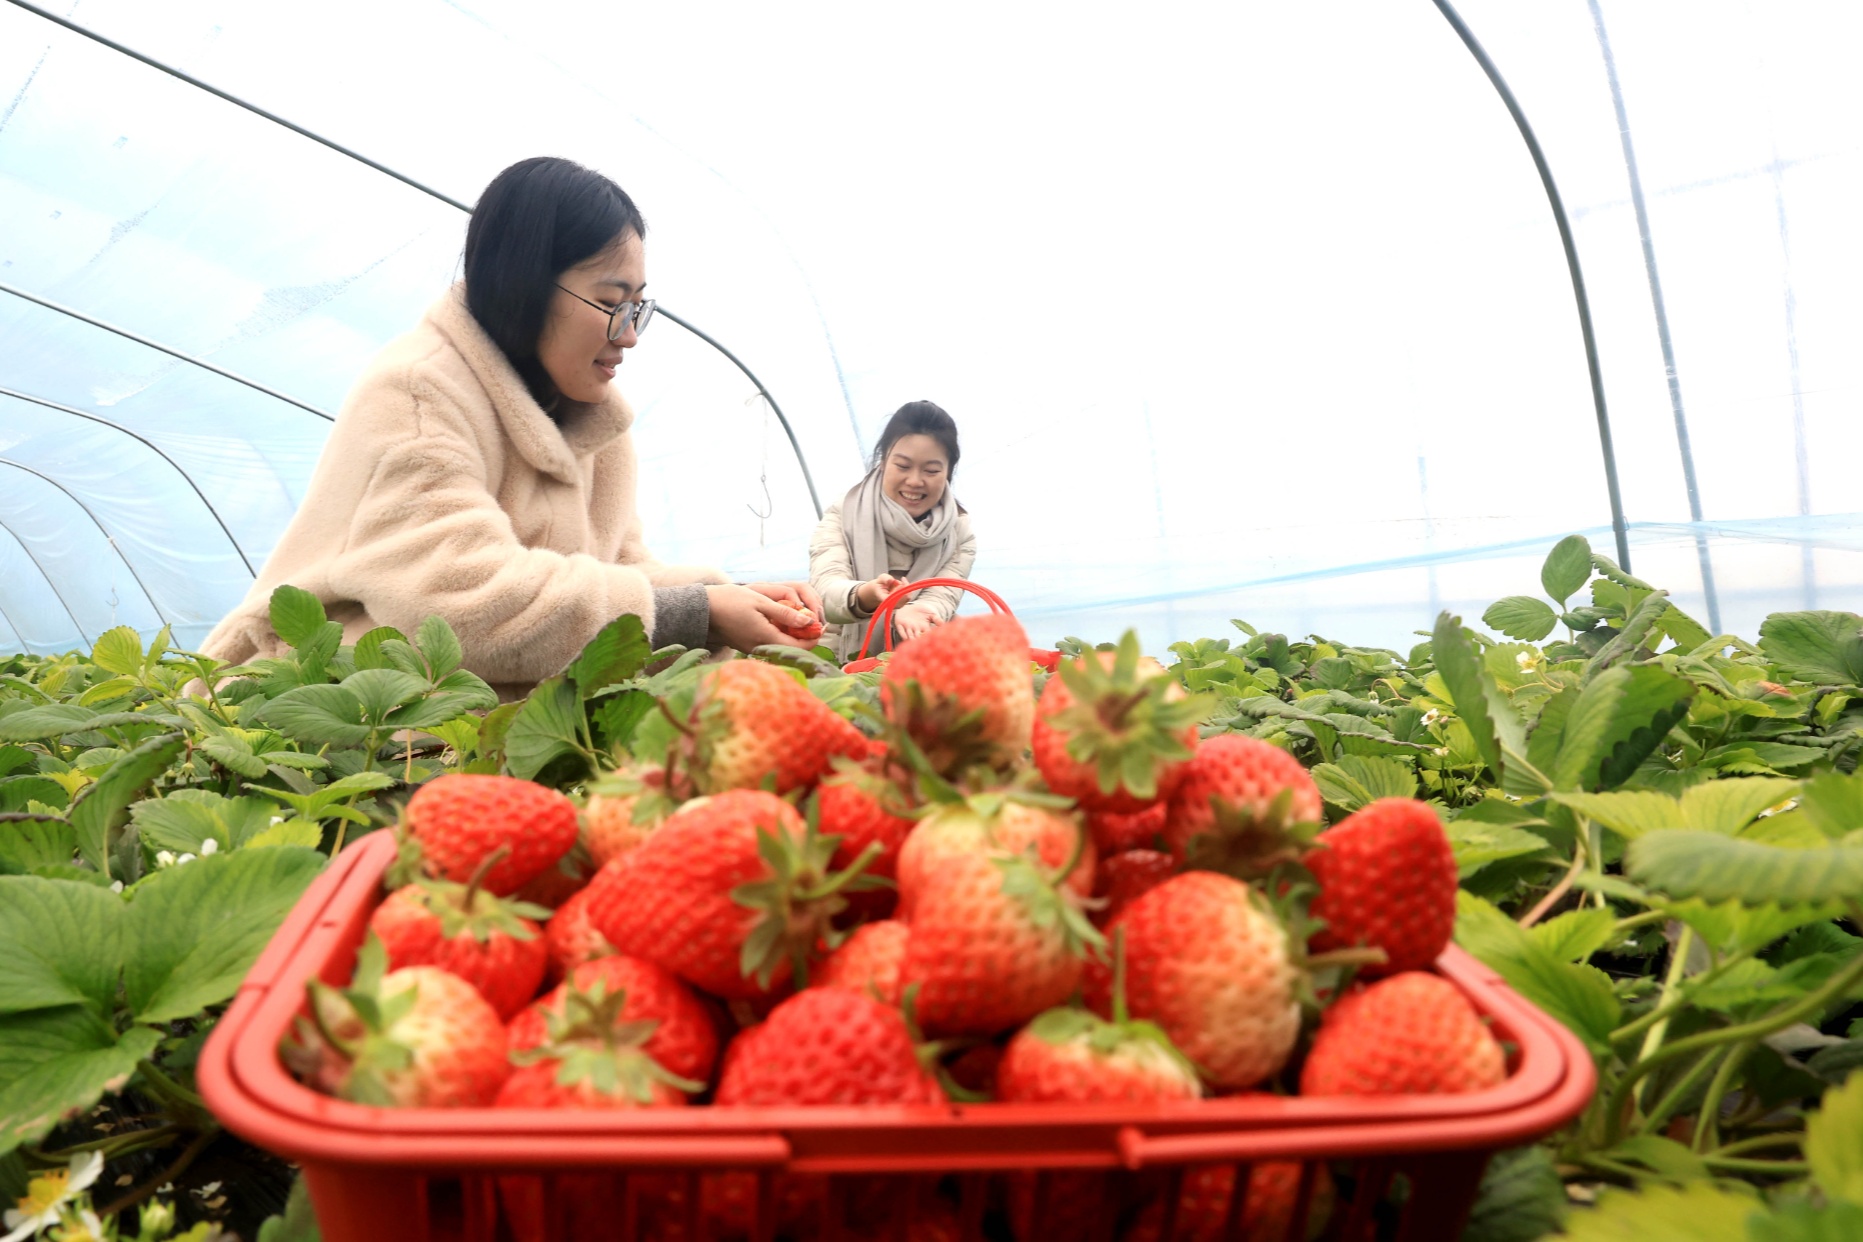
[
  {"x1": 1613, "y1": 910, "x2": 1670, "y2": 934},
  {"x1": 1605, "y1": 945, "x2": 1863, "y2": 1144},
  {"x1": 1519, "y1": 837, "x2": 1588, "y2": 929},
  {"x1": 32, "y1": 1123, "x2": 181, "y2": 1163},
  {"x1": 96, "y1": 1126, "x2": 218, "y2": 1221},
  {"x1": 1710, "y1": 1132, "x2": 1802, "y2": 1158},
  {"x1": 1635, "y1": 1044, "x2": 1727, "y2": 1139},
  {"x1": 1691, "y1": 1041, "x2": 1755, "y2": 1153},
  {"x1": 1610, "y1": 946, "x2": 1754, "y2": 1046},
  {"x1": 1631, "y1": 924, "x2": 1694, "y2": 1111},
  {"x1": 1699, "y1": 1157, "x2": 1809, "y2": 1175},
  {"x1": 134, "y1": 1059, "x2": 210, "y2": 1125}
]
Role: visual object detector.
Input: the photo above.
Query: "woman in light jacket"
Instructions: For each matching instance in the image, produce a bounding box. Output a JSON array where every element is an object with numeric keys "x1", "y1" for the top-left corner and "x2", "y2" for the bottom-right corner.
[
  {"x1": 810, "y1": 401, "x2": 977, "y2": 662},
  {"x1": 200, "y1": 157, "x2": 817, "y2": 698}
]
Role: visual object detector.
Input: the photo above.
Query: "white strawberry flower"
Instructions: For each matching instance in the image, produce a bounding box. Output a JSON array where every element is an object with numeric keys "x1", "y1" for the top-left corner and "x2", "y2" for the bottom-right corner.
[
  {"x1": 176, "y1": 853, "x2": 198, "y2": 866},
  {"x1": 155, "y1": 850, "x2": 177, "y2": 868},
  {"x1": 1515, "y1": 650, "x2": 1536, "y2": 669},
  {"x1": 200, "y1": 838, "x2": 219, "y2": 856},
  {"x1": 2, "y1": 1151, "x2": 102, "y2": 1241},
  {"x1": 1420, "y1": 708, "x2": 1442, "y2": 727}
]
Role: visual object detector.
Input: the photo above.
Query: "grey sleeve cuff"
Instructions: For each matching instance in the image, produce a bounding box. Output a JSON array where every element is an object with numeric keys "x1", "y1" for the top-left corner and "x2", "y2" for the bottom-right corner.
[{"x1": 649, "y1": 584, "x2": 711, "y2": 650}]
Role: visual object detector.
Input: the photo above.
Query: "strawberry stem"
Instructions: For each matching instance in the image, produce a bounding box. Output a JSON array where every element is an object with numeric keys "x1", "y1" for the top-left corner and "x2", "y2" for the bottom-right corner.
[
  {"x1": 1111, "y1": 926, "x2": 1130, "y2": 1026},
  {"x1": 1305, "y1": 947, "x2": 1389, "y2": 970},
  {"x1": 461, "y1": 844, "x2": 511, "y2": 911}
]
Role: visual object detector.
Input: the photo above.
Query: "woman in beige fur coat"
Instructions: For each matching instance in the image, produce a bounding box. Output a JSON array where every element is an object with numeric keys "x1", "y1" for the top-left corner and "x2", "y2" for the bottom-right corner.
[
  {"x1": 809, "y1": 401, "x2": 976, "y2": 663},
  {"x1": 200, "y1": 157, "x2": 818, "y2": 697}
]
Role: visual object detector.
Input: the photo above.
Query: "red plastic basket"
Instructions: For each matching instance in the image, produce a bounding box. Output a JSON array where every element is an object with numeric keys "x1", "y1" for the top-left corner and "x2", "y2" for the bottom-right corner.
[
  {"x1": 199, "y1": 832, "x2": 1593, "y2": 1242},
  {"x1": 841, "y1": 577, "x2": 1061, "y2": 674}
]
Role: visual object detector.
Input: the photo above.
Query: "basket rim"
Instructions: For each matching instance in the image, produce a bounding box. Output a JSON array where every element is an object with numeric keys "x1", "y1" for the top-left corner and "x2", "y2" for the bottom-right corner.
[{"x1": 199, "y1": 830, "x2": 1595, "y2": 1172}]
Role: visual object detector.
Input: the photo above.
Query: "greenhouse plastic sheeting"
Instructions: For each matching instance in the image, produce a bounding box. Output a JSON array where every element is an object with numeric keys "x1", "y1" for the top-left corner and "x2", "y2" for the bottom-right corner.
[{"x1": 0, "y1": 0, "x2": 1857, "y2": 657}]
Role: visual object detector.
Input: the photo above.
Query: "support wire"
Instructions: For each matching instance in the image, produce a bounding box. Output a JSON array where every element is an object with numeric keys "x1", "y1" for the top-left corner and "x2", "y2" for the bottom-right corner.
[{"x1": 1431, "y1": 0, "x2": 1634, "y2": 572}]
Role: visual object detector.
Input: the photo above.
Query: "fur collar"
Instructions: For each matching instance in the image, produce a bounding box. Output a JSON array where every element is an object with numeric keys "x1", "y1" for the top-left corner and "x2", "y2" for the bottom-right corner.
[{"x1": 427, "y1": 284, "x2": 633, "y2": 483}]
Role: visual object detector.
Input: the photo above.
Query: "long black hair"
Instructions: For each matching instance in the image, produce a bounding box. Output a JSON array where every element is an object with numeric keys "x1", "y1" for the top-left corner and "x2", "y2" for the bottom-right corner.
[
  {"x1": 869, "y1": 400, "x2": 960, "y2": 479},
  {"x1": 464, "y1": 157, "x2": 646, "y2": 408}
]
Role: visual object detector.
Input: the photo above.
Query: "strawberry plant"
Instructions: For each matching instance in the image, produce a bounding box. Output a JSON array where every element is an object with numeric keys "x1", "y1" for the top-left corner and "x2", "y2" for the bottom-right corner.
[{"x1": 0, "y1": 543, "x2": 1857, "y2": 1240}]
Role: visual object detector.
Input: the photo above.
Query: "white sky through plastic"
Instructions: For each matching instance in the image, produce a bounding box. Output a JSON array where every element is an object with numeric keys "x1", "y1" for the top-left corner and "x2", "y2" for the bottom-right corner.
[{"x1": 0, "y1": 0, "x2": 1857, "y2": 655}]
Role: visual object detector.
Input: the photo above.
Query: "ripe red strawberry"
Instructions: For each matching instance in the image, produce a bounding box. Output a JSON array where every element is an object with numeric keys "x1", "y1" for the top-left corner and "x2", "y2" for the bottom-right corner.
[
  {"x1": 1091, "y1": 849, "x2": 1177, "y2": 928},
  {"x1": 1088, "y1": 803, "x2": 1167, "y2": 855},
  {"x1": 996, "y1": 1003, "x2": 1201, "y2": 1102},
  {"x1": 368, "y1": 874, "x2": 549, "y2": 1020},
  {"x1": 403, "y1": 774, "x2": 578, "y2": 896},
  {"x1": 1162, "y1": 734, "x2": 1322, "y2": 872},
  {"x1": 1304, "y1": 798, "x2": 1456, "y2": 975},
  {"x1": 714, "y1": 988, "x2": 944, "y2": 1105},
  {"x1": 898, "y1": 833, "x2": 1102, "y2": 1038},
  {"x1": 291, "y1": 938, "x2": 508, "y2": 1107},
  {"x1": 1122, "y1": 1160, "x2": 1333, "y2": 1242},
  {"x1": 582, "y1": 762, "x2": 676, "y2": 867},
  {"x1": 818, "y1": 754, "x2": 919, "y2": 916},
  {"x1": 541, "y1": 882, "x2": 616, "y2": 986},
  {"x1": 882, "y1": 612, "x2": 1036, "y2": 774},
  {"x1": 507, "y1": 847, "x2": 593, "y2": 911},
  {"x1": 508, "y1": 955, "x2": 719, "y2": 1086},
  {"x1": 1032, "y1": 633, "x2": 1207, "y2": 813},
  {"x1": 1085, "y1": 872, "x2": 1299, "y2": 1091},
  {"x1": 1299, "y1": 971, "x2": 1506, "y2": 1097},
  {"x1": 776, "y1": 598, "x2": 825, "y2": 644},
  {"x1": 995, "y1": 951, "x2": 1202, "y2": 1242},
  {"x1": 817, "y1": 919, "x2": 910, "y2": 1006},
  {"x1": 584, "y1": 790, "x2": 884, "y2": 1000},
  {"x1": 895, "y1": 796, "x2": 1095, "y2": 921},
  {"x1": 678, "y1": 659, "x2": 869, "y2": 795}
]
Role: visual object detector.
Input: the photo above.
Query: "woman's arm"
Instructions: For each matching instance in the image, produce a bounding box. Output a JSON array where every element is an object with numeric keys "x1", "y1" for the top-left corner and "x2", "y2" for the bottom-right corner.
[
  {"x1": 326, "y1": 394, "x2": 682, "y2": 684},
  {"x1": 809, "y1": 501, "x2": 870, "y2": 625}
]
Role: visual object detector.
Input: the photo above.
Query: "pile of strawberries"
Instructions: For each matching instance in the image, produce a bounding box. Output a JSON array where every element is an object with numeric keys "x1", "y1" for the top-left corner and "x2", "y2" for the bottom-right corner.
[{"x1": 286, "y1": 614, "x2": 1503, "y2": 1240}]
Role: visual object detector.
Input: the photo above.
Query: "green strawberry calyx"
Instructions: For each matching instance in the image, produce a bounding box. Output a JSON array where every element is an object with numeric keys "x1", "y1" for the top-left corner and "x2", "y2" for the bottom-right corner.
[
  {"x1": 731, "y1": 804, "x2": 889, "y2": 990},
  {"x1": 1025, "y1": 928, "x2": 1204, "y2": 1089},
  {"x1": 1052, "y1": 630, "x2": 1214, "y2": 799},
  {"x1": 510, "y1": 977, "x2": 702, "y2": 1103},
  {"x1": 1183, "y1": 786, "x2": 1323, "y2": 881},
  {"x1": 304, "y1": 936, "x2": 425, "y2": 1106},
  {"x1": 992, "y1": 822, "x2": 1106, "y2": 962}
]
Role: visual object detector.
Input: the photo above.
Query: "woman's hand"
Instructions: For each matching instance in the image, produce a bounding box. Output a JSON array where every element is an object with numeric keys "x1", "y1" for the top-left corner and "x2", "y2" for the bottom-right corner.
[
  {"x1": 704, "y1": 584, "x2": 808, "y2": 653},
  {"x1": 743, "y1": 580, "x2": 824, "y2": 643},
  {"x1": 892, "y1": 603, "x2": 941, "y2": 643},
  {"x1": 856, "y1": 575, "x2": 906, "y2": 613}
]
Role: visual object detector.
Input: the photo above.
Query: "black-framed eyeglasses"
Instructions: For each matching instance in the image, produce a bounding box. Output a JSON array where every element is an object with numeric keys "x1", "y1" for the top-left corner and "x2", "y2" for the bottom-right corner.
[{"x1": 556, "y1": 284, "x2": 656, "y2": 341}]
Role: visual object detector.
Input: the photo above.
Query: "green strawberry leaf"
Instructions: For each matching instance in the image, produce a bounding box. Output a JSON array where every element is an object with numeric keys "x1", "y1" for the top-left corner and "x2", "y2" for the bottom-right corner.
[
  {"x1": 122, "y1": 846, "x2": 325, "y2": 1023},
  {"x1": 0, "y1": 876, "x2": 124, "y2": 1015},
  {"x1": 0, "y1": 1007, "x2": 162, "y2": 1157},
  {"x1": 1807, "y1": 1069, "x2": 1863, "y2": 1205},
  {"x1": 416, "y1": 615, "x2": 466, "y2": 681},
  {"x1": 1528, "y1": 907, "x2": 1617, "y2": 963},
  {"x1": 351, "y1": 626, "x2": 409, "y2": 672},
  {"x1": 1460, "y1": 1144, "x2": 1567, "y2": 1242},
  {"x1": 1541, "y1": 535, "x2": 1594, "y2": 606},
  {"x1": 1483, "y1": 596, "x2": 1559, "y2": 643},
  {"x1": 1558, "y1": 1181, "x2": 1756, "y2": 1242},
  {"x1": 503, "y1": 677, "x2": 591, "y2": 781},
  {"x1": 1551, "y1": 665, "x2": 1695, "y2": 792},
  {"x1": 1432, "y1": 612, "x2": 1540, "y2": 791},
  {"x1": 1626, "y1": 831, "x2": 1863, "y2": 905},
  {"x1": 1759, "y1": 611, "x2": 1863, "y2": 687},
  {"x1": 257, "y1": 684, "x2": 375, "y2": 746},
  {"x1": 69, "y1": 732, "x2": 186, "y2": 875},
  {"x1": 0, "y1": 816, "x2": 79, "y2": 875},
  {"x1": 568, "y1": 615, "x2": 653, "y2": 701},
  {"x1": 89, "y1": 626, "x2": 146, "y2": 678},
  {"x1": 269, "y1": 585, "x2": 330, "y2": 649},
  {"x1": 1454, "y1": 891, "x2": 1619, "y2": 1050},
  {"x1": 132, "y1": 791, "x2": 292, "y2": 856}
]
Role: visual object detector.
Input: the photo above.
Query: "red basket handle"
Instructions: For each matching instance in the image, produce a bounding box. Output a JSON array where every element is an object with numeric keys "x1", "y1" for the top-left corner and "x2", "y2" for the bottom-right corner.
[{"x1": 857, "y1": 576, "x2": 1009, "y2": 658}]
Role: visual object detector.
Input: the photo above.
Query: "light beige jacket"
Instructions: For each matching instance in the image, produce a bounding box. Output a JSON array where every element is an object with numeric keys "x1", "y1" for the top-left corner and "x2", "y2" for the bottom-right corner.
[
  {"x1": 808, "y1": 499, "x2": 977, "y2": 660},
  {"x1": 199, "y1": 285, "x2": 727, "y2": 698}
]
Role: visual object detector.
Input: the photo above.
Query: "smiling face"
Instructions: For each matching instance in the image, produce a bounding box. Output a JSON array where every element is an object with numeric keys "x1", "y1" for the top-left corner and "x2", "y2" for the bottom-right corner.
[
  {"x1": 881, "y1": 433, "x2": 950, "y2": 517},
  {"x1": 536, "y1": 231, "x2": 646, "y2": 405}
]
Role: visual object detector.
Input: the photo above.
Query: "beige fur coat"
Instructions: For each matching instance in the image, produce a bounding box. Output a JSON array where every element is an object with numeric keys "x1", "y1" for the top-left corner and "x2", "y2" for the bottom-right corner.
[{"x1": 199, "y1": 285, "x2": 727, "y2": 697}]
